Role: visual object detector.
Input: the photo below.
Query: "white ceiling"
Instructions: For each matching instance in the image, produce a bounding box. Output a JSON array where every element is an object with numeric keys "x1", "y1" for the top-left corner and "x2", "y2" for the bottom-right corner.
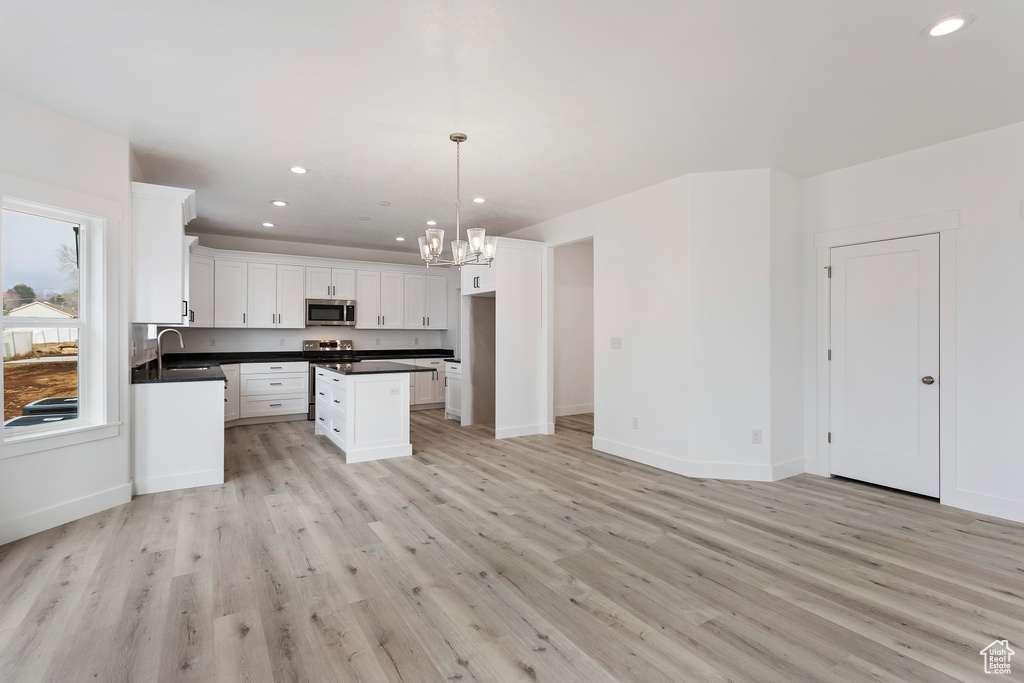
[{"x1": 2, "y1": 1, "x2": 1022, "y2": 252}]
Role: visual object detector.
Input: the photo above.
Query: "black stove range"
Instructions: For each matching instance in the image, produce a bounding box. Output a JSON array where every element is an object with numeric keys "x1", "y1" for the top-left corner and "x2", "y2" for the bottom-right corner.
[{"x1": 303, "y1": 340, "x2": 359, "y2": 418}]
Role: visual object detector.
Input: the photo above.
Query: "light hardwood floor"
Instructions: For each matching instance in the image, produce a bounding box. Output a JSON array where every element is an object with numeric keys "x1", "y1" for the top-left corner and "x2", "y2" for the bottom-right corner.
[{"x1": 1, "y1": 411, "x2": 1022, "y2": 682}]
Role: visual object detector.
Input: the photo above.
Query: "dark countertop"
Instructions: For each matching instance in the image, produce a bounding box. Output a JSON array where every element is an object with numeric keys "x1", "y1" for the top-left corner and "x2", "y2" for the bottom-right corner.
[
  {"x1": 444, "y1": 358, "x2": 461, "y2": 363},
  {"x1": 162, "y1": 348, "x2": 454, "y2": 365},
  {"x1": 131, "y1": 347, "x2": 455, "y2": 384},
  {"x1": 132, "y1": 360, "x2": 226, "y2": 384},
  {"x1": 315, "y1": 361, "x2": 435, "y2": 376}
]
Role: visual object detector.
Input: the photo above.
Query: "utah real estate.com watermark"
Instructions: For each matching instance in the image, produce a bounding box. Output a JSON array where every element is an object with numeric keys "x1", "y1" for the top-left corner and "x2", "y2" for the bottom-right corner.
[{"x1": 980, "y1": 640, "x2": 1015, "y2": 675}]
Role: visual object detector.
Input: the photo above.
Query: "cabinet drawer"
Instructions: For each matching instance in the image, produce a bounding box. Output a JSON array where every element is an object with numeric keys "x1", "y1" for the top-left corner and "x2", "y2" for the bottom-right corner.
[
  {"x1": 240, "y1": 395, "x2": 307, "y2": 418},
  {"x1": 240, "y1": 373, "x2": 308, "y2": 396},
  {"x1": 445, "y1": 362, "x2": 461, "y2": 377},
  {"x1": 240, "y1": 361, "x2": 309, "y2": 375},
  {"x1": 313, "y1": 380, "x2": 330, "y2": 403},
  {"x1": 327, "y1": 410, "x2": 347, "y2": 448},
  {"x1": 328, "y1": 384, "x2": 347, "y2": 414}
]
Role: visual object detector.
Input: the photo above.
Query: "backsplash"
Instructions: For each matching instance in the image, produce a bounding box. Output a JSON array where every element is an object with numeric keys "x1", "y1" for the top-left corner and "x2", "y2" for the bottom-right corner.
[{"x1": 164, "y1": 327, "x2": 448, "y2": 354}]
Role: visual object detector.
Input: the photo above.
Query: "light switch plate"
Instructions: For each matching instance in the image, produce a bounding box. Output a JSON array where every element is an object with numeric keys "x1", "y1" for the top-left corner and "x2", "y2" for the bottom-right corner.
[{"x1": 611, "y1": 337, "x2": 623, "y2": 349}]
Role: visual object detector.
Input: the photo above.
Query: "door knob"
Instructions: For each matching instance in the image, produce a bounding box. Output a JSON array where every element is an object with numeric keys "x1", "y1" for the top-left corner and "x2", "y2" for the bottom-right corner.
[{"x1": 922, "y1": 376, "x2": 935, "y2": 385}]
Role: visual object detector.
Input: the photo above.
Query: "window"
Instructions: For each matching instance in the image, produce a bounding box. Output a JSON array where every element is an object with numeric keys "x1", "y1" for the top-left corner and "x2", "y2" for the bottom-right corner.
[{"x1": 2, "y1": 201, "x2": 104, "y2": 440}]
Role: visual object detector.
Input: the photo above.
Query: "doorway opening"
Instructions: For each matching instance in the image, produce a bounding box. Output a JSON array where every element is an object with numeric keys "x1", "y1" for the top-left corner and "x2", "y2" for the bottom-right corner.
[{"x1": 552, "y1": 239, "x2": 594, "y2": 435}]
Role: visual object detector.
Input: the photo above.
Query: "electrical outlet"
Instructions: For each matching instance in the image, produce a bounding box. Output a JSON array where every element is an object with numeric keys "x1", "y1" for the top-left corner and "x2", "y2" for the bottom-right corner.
[
  {"x1": 389, "y1": 387, "x2": 400, "y2": 395},
  {"x1": 279, "y1": 337, "x2": 286, "y2": 347},
  {"x1": 611, "y1": 337, "x2": 623, "y2": 349},
  {"x1": 376, "y1": 337, "x2": 381, "y2": 345},
  {"x1": 414, "y1": 337, "x2": 419, "y2": 345},
  {"x1": 632, "y1": 417, "x2": 639, "y2": 430},
  {"x1": 209, "y1": 337, "x2": 216, "y2": 347},
  {"x1": 752, "y1": 429, "x2": 762, "y2": 444},
  {"x1": 131, "y1": 340, "x2": 137, "y2": 357}
]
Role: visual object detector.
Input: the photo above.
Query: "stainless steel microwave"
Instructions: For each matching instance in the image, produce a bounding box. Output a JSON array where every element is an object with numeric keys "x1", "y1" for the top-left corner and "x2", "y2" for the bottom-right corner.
[{"x1": 305, "y1": 299, "x2": 356, "y2": 326}]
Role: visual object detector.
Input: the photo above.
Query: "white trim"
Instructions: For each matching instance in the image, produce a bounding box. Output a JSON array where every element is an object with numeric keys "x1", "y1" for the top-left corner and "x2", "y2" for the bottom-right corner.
[
  {"x1": 495, "y1": 423, "x2": 552, "y2": 439},
  {"x1": 0, "y1": 483, "x2": 131, "y2": 547},
  {"x1": 813, "y1": 209, "x2": 959, "y2": 248},
  {"x1": 593, "y1": 436, "x2": 689, "y2": 475},
  {"x1": 1, "y1": 422, "x2": 120, "y2": 459},
  {"x1": 814, "y1": 213, "x2": 957, "y2": 510},
  {"x1": 134, "y1": 469, "x2": 224, "y2": 496},
  {"x1": 941, "y1": 488, "x2": 1024, "y2": 525},
  {"x1": 554, "y1": 403, "x2": 594, "y2": 416},
  {"x1": 593, "y1": 436, "x2": 802, "y2": 482}
]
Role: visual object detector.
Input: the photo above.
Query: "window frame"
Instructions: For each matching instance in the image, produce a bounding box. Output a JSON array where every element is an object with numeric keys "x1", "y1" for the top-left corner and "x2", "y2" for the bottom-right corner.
[{"x1": 1, "y1": 195, "x2": 114, "y2": 453}]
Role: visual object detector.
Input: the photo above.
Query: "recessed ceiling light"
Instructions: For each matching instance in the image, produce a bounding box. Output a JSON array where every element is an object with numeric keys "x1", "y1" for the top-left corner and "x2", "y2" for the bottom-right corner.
[
  {"x1": 290, "y1": 166, "x2": 307, "y2": 174},
  {"x1": 378, "y1": 201, "x2": 391, "y2": 206},
  {"x1": 426, "y1": 220, "x2": 437, "y2": 225},
  {"x1": 923, "y1": 13, "x2": 974, "y2": 37},
  {"x1": 271, "y1": 200, "x2": 288, "y2": 207},
  {"x1": 358, "y1": 216, "x2": 370, "y2": 221},
  {"x1": 473, "y1": 197, "x2": 485, "y2": 203},
  {"x1": 395, "y1": 237, "x2": 405, "y2": 241},
  {"x1": 262, "y1": 222, "x2": 275, "y2": 228}
]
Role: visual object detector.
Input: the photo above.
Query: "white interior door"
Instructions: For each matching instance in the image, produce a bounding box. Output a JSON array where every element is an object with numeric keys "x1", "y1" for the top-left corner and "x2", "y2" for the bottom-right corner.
[{"x1": 830, "y1": 234, "x2": 939, "y2": 497}]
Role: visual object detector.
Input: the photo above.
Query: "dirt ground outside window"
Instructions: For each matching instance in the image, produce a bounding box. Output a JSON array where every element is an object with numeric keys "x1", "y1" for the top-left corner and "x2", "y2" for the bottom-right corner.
[{"x1": 3, "y1": 360, "x2": 78, "y2": 420}]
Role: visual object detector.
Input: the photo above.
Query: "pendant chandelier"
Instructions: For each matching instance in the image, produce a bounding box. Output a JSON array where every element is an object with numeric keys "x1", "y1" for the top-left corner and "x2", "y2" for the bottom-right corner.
[{"x1": 418, "y1": 133, "x2": 497, "y2": 268}]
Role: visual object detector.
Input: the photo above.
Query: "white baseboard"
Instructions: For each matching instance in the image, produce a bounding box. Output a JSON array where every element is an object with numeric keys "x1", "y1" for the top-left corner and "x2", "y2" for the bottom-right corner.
[
  {"x1": 345, "y1": 443, "x2": 413, "y2": 463},
  {"x1": 592, "y1": 437, "x2": 690, "y2": 477},
  {"x1": 554, "y1": 404, "x2": 594, "y2": 417},
  {"x1": 771, "y1": 458, "x2": 806, "y2": 481},
  {"x1": 942, "y1": 488, "x2": 1024, "y2": 525},
  {"x1": 592, "y1": 437, "x2": 801, "y2": 483},
  {"x1": 0, "y1": 483, "x2": 132, "y2": 546},
  {"x1": 495, "y1": 424, "x2": 549, "y2": 439},
  {"x1": 134, "y1": 469, "x2": 224, "y2": 496}
]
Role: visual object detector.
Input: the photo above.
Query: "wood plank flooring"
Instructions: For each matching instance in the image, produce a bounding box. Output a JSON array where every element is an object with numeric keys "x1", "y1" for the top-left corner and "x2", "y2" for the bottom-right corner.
[{"x1": 1, "y1": 411, "x2": 1022, "y2": 681}]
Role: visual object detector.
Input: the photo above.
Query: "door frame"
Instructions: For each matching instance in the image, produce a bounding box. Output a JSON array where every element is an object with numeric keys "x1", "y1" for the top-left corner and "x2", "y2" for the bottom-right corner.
[{"x1": 813, "y1": 210, "x2": 957, "y2": 502}]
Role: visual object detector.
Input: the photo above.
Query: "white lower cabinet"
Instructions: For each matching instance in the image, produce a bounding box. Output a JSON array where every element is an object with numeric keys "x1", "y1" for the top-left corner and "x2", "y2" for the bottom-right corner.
[
  {"x1": 239, "y1": 361, "x2": 308, "y2": 419},
  {"x1": 222, "y1": 364, "x2": 239, "y2": 421},
  {"x1": 415, "y1": 358, "x2": 445, "y2": 404},
  {"x1": 314, "y1": 366, "x2": 412, "y2": 462},
  {"x1": 445, "y1": 361, "x2": 462, "y2": 421}
]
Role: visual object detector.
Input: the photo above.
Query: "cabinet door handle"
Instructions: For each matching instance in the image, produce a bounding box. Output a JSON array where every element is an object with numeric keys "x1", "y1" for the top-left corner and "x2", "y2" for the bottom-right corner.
[
  {"x1": 422, "y1": 316, "x2": 425, "y2": 326},
  {"x1": 427, "y1": 317, "x2": 429, "y2": 326},
  {"x1": 182, "y1": 300, "x2": 188, "y2": 317},
  {"x1": 333, "y1": 399, "x2": 340, "y2": 404},
  {"x1": 318, "y1": 416, "x2": 325, "y2": 422},
  {"x1": 270, "y1": 403, "x2": 282, "y2": 407},
  {"x1": 270, "y1": 366, "x2": 282, "y2": 369},
  {"x1": 270, "y1": 382, "x2": 282, "y2": 386},
  {"x1": 445, "y1": 377, "x2": 448, "y2": 386},
  {"x1": 243, "y1": 313, "x2": 246, "y2": 324},
  {"x1": 333, "y1": 428, "x2": 341, "y2": 433},
  {"x1": 318, "y1": 391, "x2": 325, "y2": 396},
  {"x1": 190, "y1": 310, "x2": 195, "y2": 322}
]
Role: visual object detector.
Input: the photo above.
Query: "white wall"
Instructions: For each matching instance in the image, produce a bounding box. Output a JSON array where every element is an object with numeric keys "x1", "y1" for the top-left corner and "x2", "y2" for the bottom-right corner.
[
  {"x1": 802, "y1": 121, "x2": 1024, "y2": 523},
  {"x1": 0, "y1": 91, "x2": 133, "y2": 544},
  {"x1": 553, "y1": 241, "x2": 594, "y2": 416},
  {"x1": 509, "y1": 169, "x2": 803, "y2": 481}
]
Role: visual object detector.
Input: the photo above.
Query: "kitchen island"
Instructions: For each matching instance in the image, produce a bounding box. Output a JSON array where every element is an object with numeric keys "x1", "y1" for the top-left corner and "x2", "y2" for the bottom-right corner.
[{"x1": 313, "y1": 362, "x2": 436, "y2": 462}]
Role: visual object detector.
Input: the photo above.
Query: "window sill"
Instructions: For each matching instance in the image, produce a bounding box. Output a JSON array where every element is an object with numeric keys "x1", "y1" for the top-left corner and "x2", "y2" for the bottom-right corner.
[{"x1": 0, "y1": 422, "x2": 121, "y2": 460}]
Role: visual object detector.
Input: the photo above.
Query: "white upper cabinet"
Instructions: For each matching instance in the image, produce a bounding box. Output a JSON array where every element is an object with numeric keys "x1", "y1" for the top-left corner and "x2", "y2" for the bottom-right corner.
[
  {"x1": 403, "y1": 274, "x2": 426, "y2": 328},
  {"x1": 462, "y1": 263, "x2": 495, "y2": 295},
  {"x1": 404, "y1": 273, "x2": 448, "y2": 329},
  {"x1": 276, "y1": 264, "x2": 305, "y2": 327},
  {"x1": 214, "y1": 260, "x2": 248, "y2": 327},
  {"x1": 131, "y1": 182, "x2": 196, "y2": 324},
  {"x1": 188, "y1": 252, "x2": 214, "y2": 327},
  {"x1": 426, "y1": 274, "x2": 448, "y2": 329},
  {"x1": 357, "y1": 270, "x2": 404, "y2": 329},
  {"x1": 306, "y1": 266, "x2": 356, "y2": 299},
  {"x1": 248, "y1": 262, "x2": 305, "y2": 328}
]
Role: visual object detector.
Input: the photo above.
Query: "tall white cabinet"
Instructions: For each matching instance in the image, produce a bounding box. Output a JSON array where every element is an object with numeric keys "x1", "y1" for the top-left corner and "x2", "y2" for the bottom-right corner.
[
  {"x1": 131, "y1": 182, "x2": 197, "y2": 324},
  {"x1": 214, "y1": 260, "x2": 248, "y2": 327}
]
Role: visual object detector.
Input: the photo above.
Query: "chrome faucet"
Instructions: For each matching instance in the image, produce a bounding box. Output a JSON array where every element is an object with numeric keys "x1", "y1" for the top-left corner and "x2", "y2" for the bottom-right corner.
[{"x1": 156, "y1": 328, "x2": 184, "y2": 378}]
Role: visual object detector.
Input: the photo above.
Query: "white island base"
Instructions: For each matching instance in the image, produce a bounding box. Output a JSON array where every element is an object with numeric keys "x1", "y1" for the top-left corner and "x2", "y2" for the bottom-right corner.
[{"x1": 314, "y1": 365, "x2": 418, "y2": 462}]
